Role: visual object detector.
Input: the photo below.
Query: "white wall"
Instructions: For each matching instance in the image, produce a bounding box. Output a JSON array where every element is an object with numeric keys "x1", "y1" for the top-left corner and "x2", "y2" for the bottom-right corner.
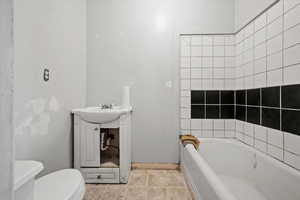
[
  {"x1": 87, "y1": 0, "x2": 235, "y2": 163},
  {"x1": 0, "y1": 0, "x2": 14, "y2": 199},
  {"x1": 13, "y1": 0, "x2": 86, "y2": 175},
  {"x1": 235, "y1": 0, "x2": 278, "y2": 30}
]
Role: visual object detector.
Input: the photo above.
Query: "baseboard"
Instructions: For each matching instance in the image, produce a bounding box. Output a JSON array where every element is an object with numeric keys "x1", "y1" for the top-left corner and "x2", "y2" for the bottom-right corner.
[{"x1": 131, "y1": 162, "x2": 179, "y2": 170}]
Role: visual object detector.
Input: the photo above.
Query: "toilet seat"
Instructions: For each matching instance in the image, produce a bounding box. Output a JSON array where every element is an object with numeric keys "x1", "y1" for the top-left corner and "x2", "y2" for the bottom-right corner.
[{"x1": 34, "y1": 169, "x2": 85, "y2": 200}]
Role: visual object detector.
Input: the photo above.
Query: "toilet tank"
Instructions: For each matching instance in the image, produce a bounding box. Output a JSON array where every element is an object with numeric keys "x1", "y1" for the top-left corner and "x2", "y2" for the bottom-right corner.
[{"x1": 14, "y1": 161, "x2": 43, "y2": 200}]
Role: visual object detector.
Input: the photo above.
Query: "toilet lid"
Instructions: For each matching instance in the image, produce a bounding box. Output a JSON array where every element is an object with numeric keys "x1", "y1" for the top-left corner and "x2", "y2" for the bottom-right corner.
[{"x1": 34, "y1": 169, "x2": 85, "y2": 200}]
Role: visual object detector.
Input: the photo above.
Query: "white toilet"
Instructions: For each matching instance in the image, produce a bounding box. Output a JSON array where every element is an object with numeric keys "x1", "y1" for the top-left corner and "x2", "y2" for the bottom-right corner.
[{"x1": 14, "y1": 160, "x2": 85, "y2": 200}]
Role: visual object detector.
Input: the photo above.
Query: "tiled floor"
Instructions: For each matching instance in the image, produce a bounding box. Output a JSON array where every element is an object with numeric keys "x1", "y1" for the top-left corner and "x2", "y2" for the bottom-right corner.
[{"x1": 84, "y1": 169, "x2": 193, "y2": 200}]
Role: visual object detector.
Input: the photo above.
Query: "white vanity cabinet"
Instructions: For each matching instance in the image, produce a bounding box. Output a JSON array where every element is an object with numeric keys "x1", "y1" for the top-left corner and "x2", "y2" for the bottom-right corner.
[
  {"x1": 80, "y1": 121, "x2": 100, "y2": 167},
  {"x1": 72, "y1": 107, "x2": 132, "y2": 184}
]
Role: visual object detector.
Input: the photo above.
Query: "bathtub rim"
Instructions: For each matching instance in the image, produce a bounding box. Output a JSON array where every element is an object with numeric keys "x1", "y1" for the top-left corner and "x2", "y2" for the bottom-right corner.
[{"x1": 195, "y1": 138, "x2": 300, "y2": 178}]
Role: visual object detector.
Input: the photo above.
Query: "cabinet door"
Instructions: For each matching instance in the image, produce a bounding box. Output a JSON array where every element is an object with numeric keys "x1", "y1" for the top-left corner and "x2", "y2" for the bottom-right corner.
[{"x1": 80, "y1": 121, "x2": 100, "y2": 167}]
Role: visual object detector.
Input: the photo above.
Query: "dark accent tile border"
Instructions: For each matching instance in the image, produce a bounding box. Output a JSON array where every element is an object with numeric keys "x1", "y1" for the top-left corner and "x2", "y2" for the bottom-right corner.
[
  {"x1": 190, "y1": 84, "x2": 300, "y2": 136},
  {"x1": 262, "y1": 86, "x2": 280, "y2": 108}
]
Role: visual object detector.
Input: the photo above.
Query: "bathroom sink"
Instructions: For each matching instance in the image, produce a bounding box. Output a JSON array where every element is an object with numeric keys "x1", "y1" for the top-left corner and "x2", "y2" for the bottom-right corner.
[{"x1": 72, "y1": 106, "x2": 132, "y2": 124}]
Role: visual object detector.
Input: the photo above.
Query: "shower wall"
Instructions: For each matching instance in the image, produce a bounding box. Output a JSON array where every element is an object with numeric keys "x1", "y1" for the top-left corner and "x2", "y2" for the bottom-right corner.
[{"x1": 181, "y1": 0, "x2": 300, "y2": 171}]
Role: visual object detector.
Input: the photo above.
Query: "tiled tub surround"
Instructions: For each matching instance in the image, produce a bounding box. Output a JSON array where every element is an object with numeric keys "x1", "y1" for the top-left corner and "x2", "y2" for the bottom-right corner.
[{"x1": 180, "y1": 0, "x2": 300, "y2": 171}]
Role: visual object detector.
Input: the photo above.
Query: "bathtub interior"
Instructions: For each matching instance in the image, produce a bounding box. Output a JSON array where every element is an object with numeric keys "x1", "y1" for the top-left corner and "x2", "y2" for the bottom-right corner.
[{"x1": 187, "y1": 139, "x2": 300, "y2": 200}]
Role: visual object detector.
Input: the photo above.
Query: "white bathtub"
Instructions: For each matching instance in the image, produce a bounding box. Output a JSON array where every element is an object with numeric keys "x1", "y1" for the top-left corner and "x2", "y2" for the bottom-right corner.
[{"x1": 181, "y1": 138, "x2": 300, "y2": 200}]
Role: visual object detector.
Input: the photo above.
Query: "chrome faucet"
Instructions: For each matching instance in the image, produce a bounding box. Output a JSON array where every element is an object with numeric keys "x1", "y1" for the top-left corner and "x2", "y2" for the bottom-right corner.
[{"x1": 100, "y1": 104, "x2": 114, "y2": 109}]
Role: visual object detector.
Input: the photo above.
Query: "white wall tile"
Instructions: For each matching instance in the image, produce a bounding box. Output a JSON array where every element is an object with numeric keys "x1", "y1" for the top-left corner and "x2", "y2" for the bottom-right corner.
[
  {"x1": 202, "y1": 57, "x2": 213, "y2": 67},
  {"x1": 244, "y1": 62, "x2": 254, "y2": 76},
  {"x1": 255, "y1": 28, "x2": 266, "y2": 46},
  {"x1": 284, "y1": 132, "x2": 300, "y2": 155},
  {"x1": 214, "y1": 46, "x2": 225, "y2": 56},
  {"x1": 214, "y1": 68, "x2": 225, "y2": 79},
  {"x1": 267, "y1": 51, "x2": 283, "y2": 70},
  {"x1": 181, "y1": 97, "x2": 190, "y2": 108},
  {"x1": 254, "y1": 57, "x2": 267, "y2": 74},
  {"x1": 225, "y1": 57, "x2": 235, "y2": 67},
  {"x1": 202, "y1": 36, "x2": 213, "y2": 45},
  {"x1": 225, "y1": 130, "x2": 235, "y2": 138},
  {"x1": 213, "y1": 80, "x2": 224, "y2": 90},
  {"x1": 202, "y1": 68, "x2": 213, "y2": 79},
  {"x1": 284, "y1": 4, "x2": 300, "y2": 30},
  {"x1": 268, "y1": 145, "x2": 283, "y2": 160},
  {"x1": 283, "y1": 63, "x2": 300, "y2": 85},
  {"x1": 181, "y1": 108, "x2": 191, "y2": 118},
  {"x1": 191, "y1": 80, "x2": 202, "y2": 90},
  {"x1": 191, "y1": 119, "x2": 202, "y2": 129},
  {"x1": 236, "y1": 120, "x2": 245, "y2": 132},
  {"x1": 245, "y1": 122, "x2": 254, "y2": 137},
  {"x1": 267, "y1": 17, "x2": 283, "y2": 39},
  {"x1": 255, "y1": 125, "x2": 267, "y2": 141},
  {"x1": 255, "y1": 139, "x2": 267, "y2": 153},
  {"x1": 245, "y1": 76, "x2": 254, "y2": 89},
  {"x1": 225, "y1": 68, "x2": 235, "y2": 79},
  {"x1": 284, "y1": 151, "x2": 300, "y2": 170},
  {"x1": 225, "y1": 79, "x2": 236, "y2": 90},
  {"x1": 181, "y1": 37, "x2": 191, "y2": 46},
  {"x1": 236, "y1": 66, "x2": 244, "y2": 77},
  {"x1": 214, "y1": 130, "x2": 225, "y2": 138},
  {"x1": 191, "y1": 130, "x2": 202, "y2": 138},
  {"x1": 191, "y1": 69, "x2": 202, "y2": 79},
  {"x1": 245, "y1": 36, "x2": 254, "y2": 50},
  {"x1": 225, "y1": 46, "x2": 235, "y2": 57},
  {"x1": 236, "y1": 132, "x2": 245, "y2": 142},
  {"x1": 267, "y1": 68, "x2": 283, "y2": 86},
  {"x1": 203, "y1": 46, "x2": 213, "y2": 56},
  {"x1": 191, "y1": 46, "x2": 202, "y2": 56},
  {"x1": 267, "y1": 34, "x2": 283, "y2": 55},
  {"x1": 254, "y1": 73, "x2": 267, "y2": 88},
  {"x1": 268, "y1": 128, "x2": 283, "y2": 148},
  {"x1": 245, "y1": 135, "x2": 254, "y2": 146},
  {"x1": 255, "y1": 13, "x2": 267, "y2": 31},
  {"x1": 225, "y1": 120, "x2": 235, "y2": 130},
  {"x1": 236, "y1": 30, "x2": 244, "y2": 44},
  {"x1": 255, "y1": 43, "x2": 267, "y2": 59},
  {"x1": 214, "y1": 36, "x2": 225, "y2": 46},
  {"x1": 214, "y1": 57, "x2": 225, "y2": 68},
  {"x1": 181, "y1": 46, "x2": 190, "y2": 57},
  {"x1": 181, "y1": 57, "x2": 190, "y2": 68},
  {"x1": 214, "y1": 119, "x2": 225, "y2": 130},
  {"x1": 244, "y1": 22, "x2": 254, "y2": 38},
  {"x1": 236, "y1": 78, "x2": 245, "y2": 89},
  {"x1": 244, "y1": 50, "x2": 254, "y2": 64},
  {"x1": 284, "y1": 44, "x2": 300, "y2": 66},
  {"x1": 191, "y1": 57, "x2": 202, "y2": 68},
  {"x1": 284, "y1": 0, "x2": 300, "y2": 13},
  {"x1": 180, "y1": 69, "x2": 190, "y2": 79},
  {"x1": 284, "y1": 23, "x2": 300, "y2": 48},
  {"x1": 181, "y1": 90, "x2": 190, "y2": 97},
  {"x1": 225, "y1": 36, "x2": 235, "y2": 45},
  {"x1": 202, "y1": 79, "x2": 213, "y2": 90},
  {"x1": 181, "y1": 119, "x2": 190, "y2": 129},
  {"x1": 191, "y1": 36, "x2": 202, "y2": 45},
  {"x1": 202, "y1": 130, "x2": 213, "y2": 138},
  {"x1": 181, "y1": 80, "x2": 190, "y2": 90},
  {"x1": 267, "y1": 0, "x2": 283, "y2": 23},
  {"x1": 202, "y1": 119, "x2": 213, "y2": 130}
]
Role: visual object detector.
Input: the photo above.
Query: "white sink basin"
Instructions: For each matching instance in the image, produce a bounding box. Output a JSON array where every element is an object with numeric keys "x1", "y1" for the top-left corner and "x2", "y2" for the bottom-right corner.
[{"x1": 72, "y1": 106, "x2": 132, "y2": 124}]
